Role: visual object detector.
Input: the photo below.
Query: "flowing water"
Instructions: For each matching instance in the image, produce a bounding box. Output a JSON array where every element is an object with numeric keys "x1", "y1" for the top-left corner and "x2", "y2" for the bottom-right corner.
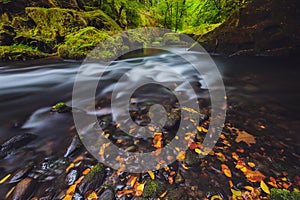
[{"x1": 0, "y1": 49, "x2": 299, "y2": 198}]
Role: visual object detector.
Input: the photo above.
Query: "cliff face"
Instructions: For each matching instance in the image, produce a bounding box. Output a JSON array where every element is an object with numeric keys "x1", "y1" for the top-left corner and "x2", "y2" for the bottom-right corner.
[{"x1": 198, "y1": 0, "x2": 300, "y2": 56}]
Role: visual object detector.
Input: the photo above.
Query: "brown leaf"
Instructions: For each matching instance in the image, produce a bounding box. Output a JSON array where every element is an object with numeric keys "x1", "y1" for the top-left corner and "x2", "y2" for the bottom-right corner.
[{"x1": 235, "y1": 130, "x2": 256, "y2": 146}]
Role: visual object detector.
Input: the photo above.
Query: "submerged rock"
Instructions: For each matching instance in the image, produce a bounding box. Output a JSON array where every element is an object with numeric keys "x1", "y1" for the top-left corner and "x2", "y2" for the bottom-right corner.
[
  {"x1": 98, "y1": 188, "x2": 114, "y2": 200},
  {"x1": 9, "y1": 162, "x2": 34, "y2": 183},
  {"x1": 0, "y1": 133, "x2": 37, "y2": 159},
  {"x1": 7, "y1": 177, "x2": 36, "y2": 200}
]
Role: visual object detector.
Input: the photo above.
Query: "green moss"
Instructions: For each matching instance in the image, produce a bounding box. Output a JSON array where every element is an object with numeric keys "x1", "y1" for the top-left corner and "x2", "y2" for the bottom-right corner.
[
  {"x1": 0, "y1": 44, "x2": 47, "y2": 61},
  {"x1": 181, "y1": 23, "x2": 222, "y2": 37},
  {"x1": 142, "y1": 180, "x2": 165, "y2": 198},
  {"x1": 85, "y1": 163, "x2": 105, "y2": 181},
  {"x1": 270, "y1": 188, "x2": 300, "y2": 200},
  {"x1": 51, "y1": 102, "x2": 71, "y2": 112},
  {"x1": 24, "y1": 7, "x2": 120, "y2": 42},
  {"x1": 57, "y1": 27, "x2": 110, "y2": 59}
]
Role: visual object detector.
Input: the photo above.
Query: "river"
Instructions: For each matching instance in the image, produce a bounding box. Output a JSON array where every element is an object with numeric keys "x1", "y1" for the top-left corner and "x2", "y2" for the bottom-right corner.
[{"x1": 0, "y1": 49, "x2": 299, "y2": 199}]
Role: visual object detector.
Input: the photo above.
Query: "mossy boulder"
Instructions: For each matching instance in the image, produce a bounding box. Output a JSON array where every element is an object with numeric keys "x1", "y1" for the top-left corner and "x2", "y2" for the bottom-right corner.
[
  {"x1": 25, "y1": 7, "x2": 121, "y2": 40},
  {"x1": 78, "y1": 163, "x2": 106, "y2": 194},
  {"x1": 57, "y1": 27, "x2": 110, "y2": 59},
  {"x1": 58, "y1": 27, "x2": 130, "y2": 60},
  {"x1": 142, "y1": 180, "x2": 166, "y2": 198},
  {"x1": 0, "y1": 45, "x2": 47, "y2": 61}
]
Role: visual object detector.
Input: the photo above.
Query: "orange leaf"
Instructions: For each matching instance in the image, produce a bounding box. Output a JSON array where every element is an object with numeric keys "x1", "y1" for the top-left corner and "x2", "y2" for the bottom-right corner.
[
  {"x1": 216, "y1": 152, "x2": 227, "y2": 162},
  {"x1": 221, "y1": 164, "x2": 232, "y2": 178},
  {"x1": 232, "y1": 152, "x2": 239, "y2": 161}
]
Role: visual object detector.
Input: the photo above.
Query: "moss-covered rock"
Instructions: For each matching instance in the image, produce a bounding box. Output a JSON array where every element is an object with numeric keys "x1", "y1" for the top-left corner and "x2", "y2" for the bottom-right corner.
[
  {"x1": 270, "y1": 188, "x2": 300, "y2": 200},
  {"x1": 142, "y1": 180, "x2": 166, "y2": 198},
  {"x1": 25, "y1": 7, "x2": 120, "y2": 40},
  {"x1": 50, "y1": 102, "x2": 71, "y2": 113},
  {"x1": 57, "y1": 27, "x2": 110, "y2": 59},
  {"x1": 0, "y1": 44, "x2": 47, "y2": 61}
]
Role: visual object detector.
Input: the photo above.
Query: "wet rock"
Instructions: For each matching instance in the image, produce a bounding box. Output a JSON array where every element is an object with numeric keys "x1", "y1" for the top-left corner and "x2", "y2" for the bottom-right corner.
[
  {"x1": 73, "y1": 193, "x2": 84, "y2": 200},
  {"x1": 64, "y1": 136, "x2": 82, "y2": 158},
  {"x1": 184, "y1": 149, "x2": 201, "y2": 166},
  {"x1": 77, "y1": 163, "x2": 106, "y2": 194},
  {"x1": 0, "y1": 133, "x2": 37, "y2": 159},
  {"x1": 50, "y1": 102, "x2": 72, "y2": 113},
  {"x1": 65, "y1": 169, "x2": 78, "y2": 186},
  {"x1": 98, "y1": 188, "x2": 114, "y2": 200},
  {"x1": 165, "y1": 187, "x2": 189, "y2": 200},
  {"x1": 9, "y1": 162, "x2": 34, "y2": 183},
  {"x1": 7, "y1": 177, "x2": 36, "y2": 200}
]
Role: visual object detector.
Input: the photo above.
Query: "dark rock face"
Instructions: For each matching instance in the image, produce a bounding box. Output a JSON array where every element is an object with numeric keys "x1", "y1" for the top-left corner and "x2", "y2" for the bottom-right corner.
[
  {"x1": 0, "y1": 25, "x2": 16, "y2": 46},
  {"x1": 197, "y1": 0, "x2": 300, "y2": 56}
]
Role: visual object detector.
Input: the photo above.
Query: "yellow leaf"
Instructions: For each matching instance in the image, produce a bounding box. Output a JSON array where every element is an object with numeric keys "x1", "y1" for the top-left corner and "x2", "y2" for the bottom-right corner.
[
  {"x1": 195, "y1": 148, "x2": 201, "y2": 154},
  {"x1": 260, "y1": 181, "x2": 270, "y2": 194},
  {"x1": 248, "y1": 162, "x2": 255, "y2": 168},
  {"x1": 210, "y1": 195, "x2": 222, "y2": 200},
  {"x1": 5, "y1": 186, "x2": 15, "y2": 199},
  {"x1": 0, "y1": 174, "x2": 11, "y2": 184},
  {"x1": 160, "y1": 190, "x2": 168, "y2": 198},
  {"x1": 148, "y1": 171, "x2": 155, "y2": 180},
  {"x1": 66, "y1": 163, "x2": 75, "y2": 173},
  {"x1": 87, "y1": 191, "x2": 98, "y2": 200},
  {"x1": 176, "y1": 151, "x2": 186, "y2": 161},
  {"x1": 197, "y1": 126, "x2": 208, "y2": 133},
  {"x1": 231, "y1": 189, "x2": 242, "y2": 197},
  {"x1": 66, "y1": 184, "x2": 76, "y2": 195},
  {"x1": 244, "y1": 186, "x2": 254, "y2": 191}
]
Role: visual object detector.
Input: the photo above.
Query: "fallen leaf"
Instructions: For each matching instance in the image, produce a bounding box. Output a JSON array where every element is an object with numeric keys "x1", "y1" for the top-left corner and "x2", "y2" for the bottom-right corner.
[
  {"x1": 160, "y1": 190, "x2": 168, "y2": 198},
  {"x1": 235, "y1": 130, "x2": 256, "y2": 146},
  {"x1": 231, "y1": 189, "x2": 242, "y2": 197},
  {"x1": 232, "y1": 152, "x2": 239, "y2": 161},
  {"x1": 0, "y1": 174, "x2": 11, "y2": 184},
  {"x1": 176, "y1": 151, "x2": 186, "y2": 161},
  {"x1": 260, "y1": 181, "x2": 270, "y2": 194},
  {"x1": 148, "y1": 171, "x2": 155, "y2": 180},
  {"x1": 86, "y1": 191, "x2": 98, "y2": 200},
  {"x1": 221, "y1": 164, "x2": 232, "y2": 178}
]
